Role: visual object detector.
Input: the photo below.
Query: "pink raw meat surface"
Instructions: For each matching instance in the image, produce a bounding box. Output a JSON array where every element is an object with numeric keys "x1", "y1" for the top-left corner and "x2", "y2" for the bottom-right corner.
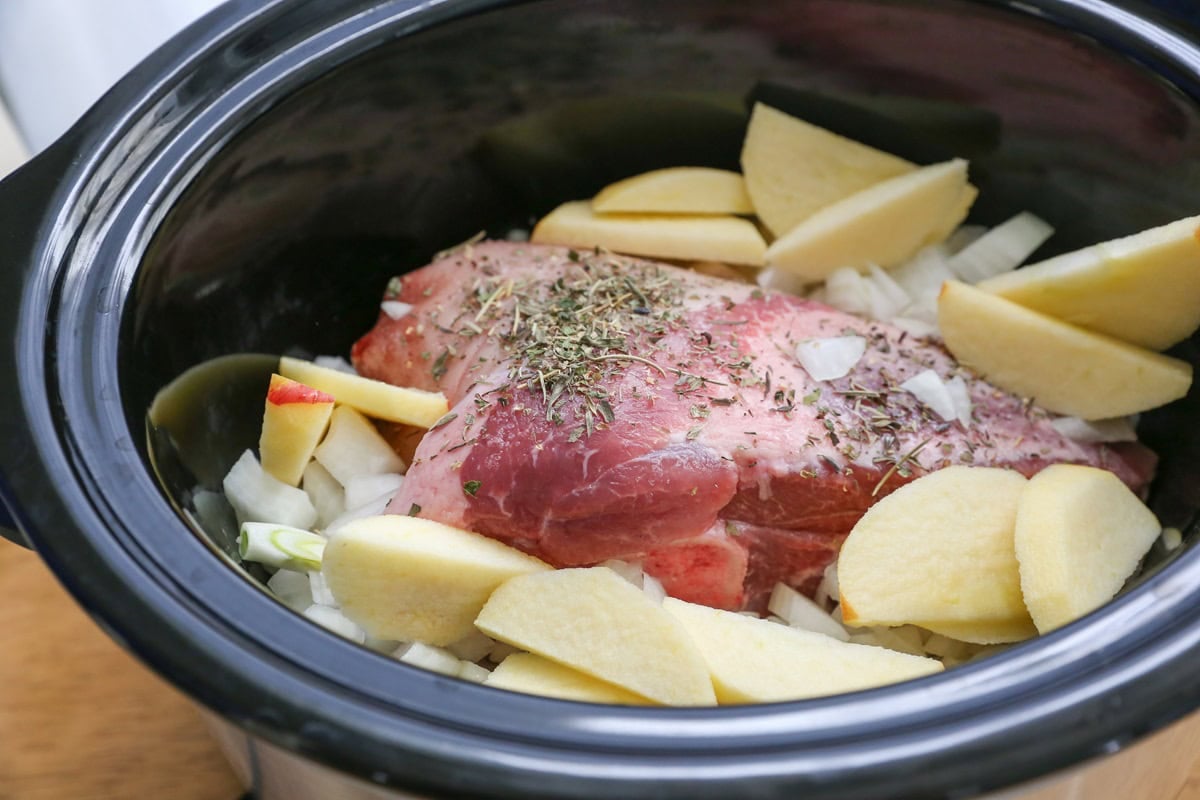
[{"x1": 352, "y1": 241, "x2": 1155, "y2": 611}]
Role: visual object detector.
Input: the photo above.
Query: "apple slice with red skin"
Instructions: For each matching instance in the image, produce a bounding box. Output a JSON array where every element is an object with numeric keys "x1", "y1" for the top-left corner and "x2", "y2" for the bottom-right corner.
[{"x1": 260, "y1": 374, "x2": 335, "y2": 486}]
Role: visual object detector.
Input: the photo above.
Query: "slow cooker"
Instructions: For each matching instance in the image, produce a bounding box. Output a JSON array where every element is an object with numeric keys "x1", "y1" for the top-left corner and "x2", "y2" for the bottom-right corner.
[{"x1": 3, "y1": 1, "x2": 1200, "y2": 797}]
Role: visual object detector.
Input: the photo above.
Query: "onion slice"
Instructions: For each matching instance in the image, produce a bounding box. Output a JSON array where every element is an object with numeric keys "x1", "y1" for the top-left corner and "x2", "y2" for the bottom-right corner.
[
  {"x1": 767, "y1": 583, "x2": 849, "y2": 641},
  {"x1": 795, "y1": 335, "x2": 867, "y2": 381},
  {"x1": 900, "y1": 369, "x2": 972, "y2": 426},
  {"x1": 948, "y1": 212, "x2": 1054, "y2": 283},
  {"x1": 1050, "y1": 415, "x2": 1138, "y2": 443}
]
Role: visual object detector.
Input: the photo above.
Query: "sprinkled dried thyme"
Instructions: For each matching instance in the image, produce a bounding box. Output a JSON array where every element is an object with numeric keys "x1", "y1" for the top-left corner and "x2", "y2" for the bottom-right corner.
[{"x1": 463, "y1": 480, "x2": 482, "y2": 497}]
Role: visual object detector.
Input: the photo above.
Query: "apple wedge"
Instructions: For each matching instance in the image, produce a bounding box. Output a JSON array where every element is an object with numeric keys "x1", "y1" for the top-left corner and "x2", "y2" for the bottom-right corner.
[
  {"x1": 838, "y1": 466, "x2": 1036, "y2": 644},
  {"x1": 977, "y1": 215, "x2": 1200, "y2": 350},
  {"x1": 764, "y1": 159, "x2": 975, "y2": 281},
  {"x1": 531, "y1": 201, "x2": 767, "y2": 266},
  {"x1": 663, "y1": 598, "x2": 942, "y2": 703},
  {"x1": 279, "y1": 356, "x2": 449, "y2": 427},
  {"x1": 475, "y1": 567, "x2": 716, "y2": 706},
  {"x1": 1015, "y1": 464, "x2": 1161, "y2": 633},
  {"x1": 938, "y1": 280, "x2": 1193, "y2": 419},
  {"x1": 322, "y1": 515, "x2": 550, "y2": 646},
  {"x1": 485, "y1": 652, "x2": 655, "y2": 705},
  {"x1": 259, "y1": 374, "x2": 335, "y2": 486},
  {"x1": 591, "y1": 167, "x2": 753, "y2": 215},
  {"x1": 741, "y1": 102, "x2": 916, "y2": 237}
]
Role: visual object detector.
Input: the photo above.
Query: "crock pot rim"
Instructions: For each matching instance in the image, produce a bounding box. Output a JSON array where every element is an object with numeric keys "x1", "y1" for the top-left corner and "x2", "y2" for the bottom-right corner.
[{"x1": 6, "y1": 0, "x2": 1200, "y2": 797}]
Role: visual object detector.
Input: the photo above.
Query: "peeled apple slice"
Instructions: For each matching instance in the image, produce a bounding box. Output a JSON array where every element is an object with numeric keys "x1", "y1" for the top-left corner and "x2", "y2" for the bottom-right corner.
[
  {"x1": 279, "y1": 356, "x2": 449, "y2": 427},
  {"x1": 531, "y1": 201, "x2": 767, "y2": 266},
  {"x1": 663, "y1": 598, "x2": 942, "y2": 702},
  {"x1": 591, "y1": 167, "x2": 753, "y2": 215},
  {"x1": 764, "y1": 159, "x2": 974, "y2": 281},
  {"x1": 484, "y1": 653, "x2": 655, "y2": 705},
  {"x1": 977, "y1": 215, "x2": 1200, "y2": 350},
  {"x1": 938, "y1": 280, "x2": 1192, "y2": 419},
  {"x1": 741, "y1": 102, "x2": 915, "y2": 236},
  {"x1": 838, "y1": 466, "x2": 1036, "y2": 644},
  {"x1": 1014, "y1": 464, "x2": 1161, "y2": 633},
  {"x1": 322, "y1": 515, "x2": 551, "y2": 645},
  {"x1": 475, "y1": 567, "x2": 717, "y2": 706}
]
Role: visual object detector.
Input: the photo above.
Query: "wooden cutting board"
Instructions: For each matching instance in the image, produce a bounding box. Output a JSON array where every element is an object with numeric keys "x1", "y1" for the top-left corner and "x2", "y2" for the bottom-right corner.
[{"x1": 3, "y1": 536, "x2": 1200, "y2": 800}]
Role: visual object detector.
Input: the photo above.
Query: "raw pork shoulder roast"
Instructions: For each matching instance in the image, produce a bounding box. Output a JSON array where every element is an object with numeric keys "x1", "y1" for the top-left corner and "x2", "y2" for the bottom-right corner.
[{"x1": 352, "y1": 242, "x2": 1154, "y2": 611}]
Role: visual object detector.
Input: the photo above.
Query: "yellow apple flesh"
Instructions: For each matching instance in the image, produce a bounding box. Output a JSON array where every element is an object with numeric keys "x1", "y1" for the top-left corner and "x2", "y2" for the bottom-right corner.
[
  {"x1": 485, "y1": 653, "x2": 655, "y2": 705},
  {"x1": 591, "y1": 167, "x2": 753, "y2": 215},
  {"x1": 1015, "y1": 464, "x2": 1161, "y2": 633},
  {"x1": 663, "y1": 598, "x2": 942, "y2": 703},
  {"x1": 475, "y1": 567, "x2": 716, "y2": 706},
  {"x1": 322, "y1": 515, "x2": 550, "y2": 646},
  {"x1": 279, "y1": 356, "x2": 449, "y2": 427},
  {"x1": 978, "y1": 215, "x2": 1200, "y2": 350},
  {"x1": 938, "y1": 280, "x2": 1192, "y2": 419},
  {"x1": 531, "y1": 201, "x2": 766, "y2": 266},
  {"x1": 259, "y1": 374, "x2": 335, "y2": 486},
  {"x1": 764, "y1": 159, "x2": 975, "y2": 281},
  {"x1": 741, "y1": 102, "x2": 915, "y2": 237},
  {"x1": 838, "y1": 466, "x2": 1037, "y2": 644}
]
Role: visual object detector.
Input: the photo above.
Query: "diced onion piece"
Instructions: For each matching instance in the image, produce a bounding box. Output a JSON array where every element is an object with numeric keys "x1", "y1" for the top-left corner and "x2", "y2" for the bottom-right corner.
[
  {"x1": 302, "y1": 460, "x2": 345, "y2": 530},
  {"x1": 1049, "y1": 415, "x2": 1138, "y2": 443},
  {"x1": 239, "y1": 522, "x2": 326, "y2": 571},
  {"x1": 322, "y1": 491, "x2": 395, "y2": 536},
  {"x1": 900, "y1": 370, "x2": 964, "y2": 424},
  {"x1": 267, "y1": 569, "x2": 314, "y2": 611},
  {"x1": 314, "y1": 405, "x2": 407, "y2": 485},
  {"x1": 599, "y1": 559, "x2": 645, "y2": 588},
  {"x1": 943, "y1": 224, "x2": 988, "y2": 254},
  {"x1": 890, "y1": 316, "x2": 940, "y2": 340},
  {"x1": 642, "y1": 573, "x2": 666, "y2": 605},
  {"x1": 823, "y1": 267, "x2": 871, "y2": 316},
  {"x1": 303, "y1": 604, "x2": 366, "y2": 643},
  {"x1": 343, "y1": 473, "x2": 405, "y2": 509},
  {"x1": 948, "y1": 212, "x2": 1054, "y2": 284},
  {"x1": 945, "y1": 376, "x2": 973, "y2": 427},
  {"x1": 767, "y1": 583, "x2": 849, "y2": 641},
  {"x1": 447, "y1": 630, "x2": 497, "y2": 663},
  {"x1": 381, "y1": 301, "x2": 414, "y2": 320},
  {"x1": 364, "y1": 636, "x2": 403, "y2": 653},
  {"x1": 458, "y1": 661, "x2": 492, "y2": 683},
  {"x1": 757, "y1": 265, "x2": 810, "y2": 296},
  {"x1": 865, "y1": 265, "x2": 910, "y2": 320},
  {"x1": 308, "y1": 570, "x2": 337, "y2": 606},
  {"x1": 890, "y1": 245, "x2": 955, "y2": 298},
  {"x1": 223, "y1": 450, "x2": 318, "y2": 529},
  {"x1": 795, "y1": 335, "x2": 867, "y2": 381},
  {"x1": 395, "y1": 642, "x2": 462, "y2": 676}
]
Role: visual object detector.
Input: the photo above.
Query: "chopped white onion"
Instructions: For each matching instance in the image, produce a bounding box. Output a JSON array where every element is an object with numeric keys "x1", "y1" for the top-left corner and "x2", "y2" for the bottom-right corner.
[
  {"x1": 381, "y1": 300, "x2": 414, "y2": 320},
  {"x1": 767, "y1": 583, "x2": 849, "y2": 641},
  {"x1": 795, "y1": 335, "x2": 867, "y2": 381},
  {"x1": 757, "y1": 265, "x2": 810, "y2": 296},
  {"x1": 900, "y1": 370, "x2": 962, "y2": 424},
  {"x1": 599, "y1": 559, "x2": 644, "y2": 588},
  {"x1": 866, "y1": 265, "x2": 910, "y2": 320},
  {"x1": 308, "y1": 570, "x2": 337, "y2": 606},
  {"x1": 814, "y1": 562, "x2": 839, "y2": 608},
  {"x1": 314, "y1": 406, "x2": 407, "y2": 484},
  {"x1": 890, "y1": 316, "x2": 940, "y2": 339},
  {"x1": 642, "y1": 573, "x2": 666, "y2": 605},
  {"x1": 948, "y1": 212, "x2": 1054, "y2": 284},
  {"x1": 303, "y1": 604, "x2": 366, "y2": 643},
  {"x1": 458, "y1": 661, "x2": 492, "y2": 683},
  {"x1": 1050, "y1": 415, "x2": 1138, "y2": 443},
  {"x1": 302, "y1": 460, "x2": 346, "y2": 530},
  {"x1": 823, "y1": 267, "x2": 871, "y2": 315},
  {"x1": 395, "y1": 642, "x2": 462, "y2": 676},
  {"x1": 943, "y1": 224, "x2": 989, "y2": 254},
  {"x1": 889, "y1": 245, "x2": 955, "y2": 298},
  {"x1": 446, "y1": 630, "x2": 496, "y2": 663},
  {"x1": 323, "y1": 492, "x2": 395, "y2": 535},
  {"x1": 267, "y1": 569, "x2": 314, "y2": 611},
  {"x1": 945, "y1": 375, "x2": 973, "y2": 427},
  {"x1": 222, "y1": 450, "x2": 318, "y2": 529},
  {"x1": 1162, "y1": 527, "x2": 1183, "y2": 552},
  {"x1": 343, "y1": 472, "x2": 405, "y2": 509}
]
